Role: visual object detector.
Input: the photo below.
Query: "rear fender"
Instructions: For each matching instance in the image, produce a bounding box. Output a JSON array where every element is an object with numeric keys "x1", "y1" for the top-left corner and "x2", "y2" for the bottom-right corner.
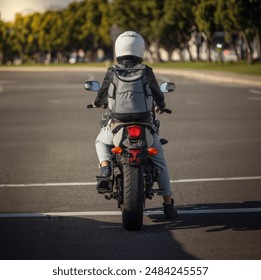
[
  {"x1": 112, "y1": 127, "x2": 154, "y2": 147},
  {"x1": 113, "y1": 127, "x2": 124, "y2": 147}
]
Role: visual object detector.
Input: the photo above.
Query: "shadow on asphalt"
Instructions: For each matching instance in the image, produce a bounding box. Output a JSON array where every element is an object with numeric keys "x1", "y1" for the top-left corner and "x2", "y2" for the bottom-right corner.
[
  {"x1": 148, "y1": 201, "x2": 261, "y2": 232},
  {"x1": 1, "y1": 201, "x2": 260, "y2": 260},
  {"x1": 0, "y1": 215, "x2": 196, "y2": 260}
]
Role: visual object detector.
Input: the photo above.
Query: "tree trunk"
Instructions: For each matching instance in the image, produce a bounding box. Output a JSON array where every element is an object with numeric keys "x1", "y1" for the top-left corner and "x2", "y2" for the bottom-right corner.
[
  {"x1": 148, "y1": 39, "x2": 162, "y2": 63},
  {"x1": 57, "y1": 51, "x2": 64, "y2": 64},
  {"x1": 178, "y1": 48, "x2": 185, "y2": 62},
  {"x1": 231, "y1": 38, "x2": 240, "y2": 60},
  {"x1": 187, "y1": 44, "x2": 194, "y2": 62},
  {"x1": 202, "y1": 32, "x2": 212, "y2": 62},
  {"x1": 256, "y1": 31, "x2": 261, "y2": 62},
  {"x1": 0, "y1": 52, "x2": 3, "y2": 64},
  {"x1": 19, "y1": 51, "x2": 25, "y2": 64},
  {"x1": 166, "y1": 47, "x2": 175, "y2": 62},
  {"x1": 207, "y1": 39, "x2": 212, "y2": 62},
  {"x1": 241, "y1": 31, "x2": 253, "y2": 64}
]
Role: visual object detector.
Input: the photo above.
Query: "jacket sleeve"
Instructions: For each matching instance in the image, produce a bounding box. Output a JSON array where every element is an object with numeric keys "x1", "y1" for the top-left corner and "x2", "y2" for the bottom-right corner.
[
  {"x1": 93, "y1": 67, "x2": 114, "y2": 108},
  {"x1": 146, "y1": 66, "x2": 166, "y2": 110}
]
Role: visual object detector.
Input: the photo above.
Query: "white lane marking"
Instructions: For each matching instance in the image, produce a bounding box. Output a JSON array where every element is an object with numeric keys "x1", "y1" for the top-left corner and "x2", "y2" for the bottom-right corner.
[
  {"x1": 1, "y1": 176, "x2": 261, "y2": 188},
  {"x1": 247, "y1": 97, "x2": 261, "y2": 101},
  {"x1": 0, "y1": 182, "x2": 96, "y2": 188},
  {"x1": 249, "y1": 89, "x2": 261, "y2": 95},
  {"x1": 146, "y1": 208, "x2": 261, "y2": 215},
  {"x1": 0, "y1": 211, "x2": 121, "y2": 218},
  {"x1": 100, "y1": 226, "x2": 122, "y2": 228},
  {"x1": 1, "y1": 208, "x2": 261, "y2": 218},
  {"x1": 3, "y1": 84, "x2": 82, "y2": 90},
  {"x1": 49, "y1": 100, "x2": 62, "y2": 104},
  {"x1": 173, "y1": 176, "x2": 261, "y2": 183}
]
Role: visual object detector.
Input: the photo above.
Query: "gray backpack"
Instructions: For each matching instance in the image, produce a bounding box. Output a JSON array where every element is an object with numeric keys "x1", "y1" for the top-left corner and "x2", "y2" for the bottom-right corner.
[{"x1": 108, "y1": 64, "x2": 153, "y2": 122}]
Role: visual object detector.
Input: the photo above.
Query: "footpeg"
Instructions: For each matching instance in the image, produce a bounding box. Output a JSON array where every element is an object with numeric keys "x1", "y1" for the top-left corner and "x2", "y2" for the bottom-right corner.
[{"x1": 153, "y1": 188, "x2": 165, "y2": 195}]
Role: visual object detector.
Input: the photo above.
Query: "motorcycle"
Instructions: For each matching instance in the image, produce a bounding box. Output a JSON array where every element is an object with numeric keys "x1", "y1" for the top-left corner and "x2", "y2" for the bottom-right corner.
[{"x1": 84, "y1": 80, "x2": 175, "y2": 230}]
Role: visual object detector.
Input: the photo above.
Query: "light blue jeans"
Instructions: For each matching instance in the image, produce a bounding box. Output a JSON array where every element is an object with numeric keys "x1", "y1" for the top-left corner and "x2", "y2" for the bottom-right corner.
[{"x1": 95, "y1": 126, "x2": 171, "y2": 196}]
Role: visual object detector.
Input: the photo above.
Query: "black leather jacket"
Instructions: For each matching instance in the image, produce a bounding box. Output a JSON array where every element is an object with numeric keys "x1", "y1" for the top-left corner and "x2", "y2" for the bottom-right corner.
[{"x1": 93, "y1": 60, "x2": 166, "y2": 110}]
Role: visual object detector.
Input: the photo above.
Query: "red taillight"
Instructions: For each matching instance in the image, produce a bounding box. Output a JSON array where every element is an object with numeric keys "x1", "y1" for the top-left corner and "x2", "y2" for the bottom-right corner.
[{"x1": 127, "y1": 126, "x2": 142, "y2": 138}]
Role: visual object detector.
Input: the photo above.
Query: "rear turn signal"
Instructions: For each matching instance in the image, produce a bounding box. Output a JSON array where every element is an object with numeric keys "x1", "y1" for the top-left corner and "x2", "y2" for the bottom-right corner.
[
  {"x1": 147, "y1": 147, "x2": 158, "y2": 155},
  {"x1": 111, "y1": 146, "x2": 123, "y2": 154}
]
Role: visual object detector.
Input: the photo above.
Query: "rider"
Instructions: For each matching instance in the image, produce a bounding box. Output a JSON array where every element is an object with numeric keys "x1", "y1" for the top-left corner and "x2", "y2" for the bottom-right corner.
[{"x1": 90, "y1": 31, "x2": 177, "y2": 219}]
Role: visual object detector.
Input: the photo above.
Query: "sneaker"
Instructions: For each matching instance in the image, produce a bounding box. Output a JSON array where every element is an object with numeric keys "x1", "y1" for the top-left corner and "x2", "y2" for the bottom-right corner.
[{"x1": 163, "y1": 199, "x2": 178, "y2": 219}]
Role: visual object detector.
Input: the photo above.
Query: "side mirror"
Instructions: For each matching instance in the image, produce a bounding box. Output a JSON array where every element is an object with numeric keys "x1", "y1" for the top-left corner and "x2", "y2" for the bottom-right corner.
[
  {"x1": 160, "y1": 82, "x2": 176, "y2": 93},
  {"x1": 84, "y1": 81, "x2": 101, "y2": 91}
]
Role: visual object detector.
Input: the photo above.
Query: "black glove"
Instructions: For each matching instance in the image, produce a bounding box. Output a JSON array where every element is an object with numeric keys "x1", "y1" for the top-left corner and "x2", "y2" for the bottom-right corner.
[
  {"x1": 87, "y1": 102, "x2": 108, "y2": 109},
  {"x1": 160, "y1": 108, "x2": 172, "y2": 114},
  {"x1": 155, "y1": 106, "x2": 172, "y2": 114}
]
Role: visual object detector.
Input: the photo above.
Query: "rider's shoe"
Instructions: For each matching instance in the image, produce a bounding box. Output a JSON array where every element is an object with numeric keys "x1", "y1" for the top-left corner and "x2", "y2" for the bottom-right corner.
[
  {"x1": 96, "y1": 166, "x2": 111, "y2": 193},
  {"x1": 163, "y1": 199, "x2": 178, "y2": 219}
]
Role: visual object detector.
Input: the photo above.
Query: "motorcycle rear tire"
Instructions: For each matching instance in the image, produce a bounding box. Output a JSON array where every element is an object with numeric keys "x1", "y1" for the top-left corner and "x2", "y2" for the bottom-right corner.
[{"x1": 122, "y1": 164, "x2": 144, "y2": 230}]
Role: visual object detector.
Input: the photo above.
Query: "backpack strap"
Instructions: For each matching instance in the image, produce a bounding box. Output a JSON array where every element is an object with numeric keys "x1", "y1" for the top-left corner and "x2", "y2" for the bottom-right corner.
[
  {"x1": 114, "y1": 64, "x2": 146, "y2": 82},
  {"x1": 108, "y1": 65, "x2": 117, "y2": 100}
]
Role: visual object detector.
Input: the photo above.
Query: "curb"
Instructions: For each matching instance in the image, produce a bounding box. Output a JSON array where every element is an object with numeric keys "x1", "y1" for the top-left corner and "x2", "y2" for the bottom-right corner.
[
  {"x1": 0, "y1": 66, "x2": 260, "y2": 87},
  {"x1": 154, "y1": 69, "x2": 261, "y2": 87}
]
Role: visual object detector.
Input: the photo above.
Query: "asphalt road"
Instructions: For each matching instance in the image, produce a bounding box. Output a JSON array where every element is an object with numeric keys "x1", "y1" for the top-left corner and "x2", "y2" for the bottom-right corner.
[{"x1": 0, "y1": 69, "x2": 261, "y2": 260}]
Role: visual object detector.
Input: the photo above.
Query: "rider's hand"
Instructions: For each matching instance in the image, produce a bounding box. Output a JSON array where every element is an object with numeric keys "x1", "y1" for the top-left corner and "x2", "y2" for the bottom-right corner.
[
  {"x1": 155, "y1": 106, "x2": 172, "y2": 114},
  {"x1": 160, "y1": 108, "x2": 172, "y2": 114},
  {"x1": 87, "y1": 102, "x2": 107, "y2": 109}
]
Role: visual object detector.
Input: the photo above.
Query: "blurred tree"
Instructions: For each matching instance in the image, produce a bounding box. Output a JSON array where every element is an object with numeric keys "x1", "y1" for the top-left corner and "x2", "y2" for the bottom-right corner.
[
  {"x1": 214, "y1": 0, "x2": 240, "y2": 59},
  {"x1": 1, "y1": 21, "x2": 16, "y2": 64},
  {"x1": 63, "y1": 0, "x2": 112, "y2": 61},
  {"x1": 0, "y1": 0, "x2": 259, "y2": 64},
  {"x1": 0, "y1": 20, "x2": 5, "y2": 63},
  {"x1": 26, "y1": 13, "x2": 43, "y2": 63},
  {"x1": 202, "y1": 0, "x2": 261, "y2": 63},
  {"x1": 161, "y1": 0, "x2": 196, "y2": 61},
  {"x1": 11, "y1": 13, "x2": 30, "y2": 63},
  {"x1": 38, "y1": 11, "x2": 69, "y2": 63},
  {"x1": 194, "y1": 0, "x2": 220, "y2": 62},
  {"x1": 232, "y1": 0, "x2": 260, "y2": 63},
  {"x1": 79, "y1": 0, "x2": 112, "y2": 60},
  {"x1": 111, "y1": 0, "x2": 167, "y2": 62}
]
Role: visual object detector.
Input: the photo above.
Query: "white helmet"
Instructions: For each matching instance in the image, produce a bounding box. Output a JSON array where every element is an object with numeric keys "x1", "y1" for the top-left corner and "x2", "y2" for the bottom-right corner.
[{"x1": 115, "y1": 31, "x2": 145, "y2": 59}]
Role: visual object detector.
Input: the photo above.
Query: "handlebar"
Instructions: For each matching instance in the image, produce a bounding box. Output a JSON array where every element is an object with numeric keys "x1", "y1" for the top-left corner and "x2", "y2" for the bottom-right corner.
[{"x1": 87, "y1": 104, "x2": 172, "y2": 114}]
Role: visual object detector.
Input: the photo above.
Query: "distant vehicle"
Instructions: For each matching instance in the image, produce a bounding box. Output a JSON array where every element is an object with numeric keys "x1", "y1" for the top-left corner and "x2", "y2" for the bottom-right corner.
[
  {"x1": 222, "y1": 48, "x2": 238, "y2": 62},
  {"x1": 212, "y1": 32, "x2": 239, "y2": 62},
  {"x1": 68, "y1": 52, "x2": 77, "y2": 64}
]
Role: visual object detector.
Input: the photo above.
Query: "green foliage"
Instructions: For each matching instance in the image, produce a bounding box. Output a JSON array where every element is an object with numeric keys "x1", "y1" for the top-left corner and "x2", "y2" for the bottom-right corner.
[{"x1": 0, "y1": 0, "x2": 259, "y2": 64}]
